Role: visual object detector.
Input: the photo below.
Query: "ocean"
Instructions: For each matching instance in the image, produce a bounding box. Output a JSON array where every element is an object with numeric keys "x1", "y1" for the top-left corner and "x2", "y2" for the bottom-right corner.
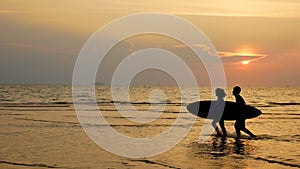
[{"x1": 0, "y1": 85, "x2": 299, "y2": 168}]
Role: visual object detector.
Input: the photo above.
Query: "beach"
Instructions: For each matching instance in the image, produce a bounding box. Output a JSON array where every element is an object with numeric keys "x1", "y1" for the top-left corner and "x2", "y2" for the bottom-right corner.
[{"x1": 0, "y1": 85, "x2": 299, "y2": 168}]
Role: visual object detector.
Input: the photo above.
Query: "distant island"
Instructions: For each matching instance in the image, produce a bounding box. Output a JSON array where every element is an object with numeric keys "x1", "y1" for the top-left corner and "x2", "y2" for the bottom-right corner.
[{"x1": 94, "y1": 82, "x2": 106, "y2": 85}]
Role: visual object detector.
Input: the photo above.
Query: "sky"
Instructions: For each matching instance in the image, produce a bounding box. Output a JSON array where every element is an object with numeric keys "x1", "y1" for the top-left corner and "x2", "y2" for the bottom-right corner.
[{"x1": 0, "y1": 0, "x2": 299, "y2": 86}]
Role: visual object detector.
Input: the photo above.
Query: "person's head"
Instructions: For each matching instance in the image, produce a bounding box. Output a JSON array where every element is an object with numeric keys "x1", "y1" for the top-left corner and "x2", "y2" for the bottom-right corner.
[
  {"x1": 215, "y1": 88, "x2": 226, "y2": 99},
  {"x1": 232, "y1": 86, "x2": 241, "y2": 96}
]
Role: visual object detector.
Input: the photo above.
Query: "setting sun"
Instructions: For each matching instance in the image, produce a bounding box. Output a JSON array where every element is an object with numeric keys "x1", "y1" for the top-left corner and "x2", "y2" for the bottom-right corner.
[
  {"x1": 242, "y1": 60, "x2": 250, "y2": 65},
  {"x1": 235, "y1": 47, "x2": 259, "y2": 65}
]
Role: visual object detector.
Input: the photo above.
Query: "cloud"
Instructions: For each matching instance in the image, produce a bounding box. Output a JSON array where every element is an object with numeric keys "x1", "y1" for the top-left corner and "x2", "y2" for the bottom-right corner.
[
  {"x1": 172, "y1": 43, "x2": 267, "y2": 63},
  {"x1": 218, "y1": 51, "x2": 267, "y2": 63},
  {"x1": 169, "y1": 0, "x2": 300, "y2": 18},
  {"x1": 0, "y1": 9, "x2": 21, "y2": 14},
  {"x1": 125, "y1": 40, "x2": 135, "y2": 52},
  {"x1": 172, "y1": 43, "x2": 218, "y2": 56},
  {"x1": 2, "y1": 42, "x2": 75, "y2": 56}
]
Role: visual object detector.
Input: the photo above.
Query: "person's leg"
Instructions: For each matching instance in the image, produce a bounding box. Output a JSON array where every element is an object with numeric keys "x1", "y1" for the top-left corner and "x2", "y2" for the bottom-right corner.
[
  {"x1": 234, "y1": 121, "x2": 241, "y2": 138},
  {"x1": 212, "y1": 119, "x2": 222, "y2": 136},
  {"x1": 239, "y1": 120, "x2": 256, "y2": 137},
  {"x1": 241, "y1": 128, "x2": 256, "y2": 137},
  {"x1": 219, "y1": 120, "x2": 227, "y2": 137}
]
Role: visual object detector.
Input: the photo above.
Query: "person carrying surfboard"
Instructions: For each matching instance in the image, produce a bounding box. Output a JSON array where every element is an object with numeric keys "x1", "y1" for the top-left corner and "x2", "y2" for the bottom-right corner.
[
  {"x1": 233, "y1": 86, "x2": 256, "y2": 138},
  {"x1": 211, "y1": 88, "x2": 227, "y2": 137}
]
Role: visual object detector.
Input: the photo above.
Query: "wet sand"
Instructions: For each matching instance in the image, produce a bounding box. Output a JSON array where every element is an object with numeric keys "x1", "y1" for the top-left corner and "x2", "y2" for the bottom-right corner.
[{"x1": 0, "y1": 103, "x2": 298, "y2": 169}]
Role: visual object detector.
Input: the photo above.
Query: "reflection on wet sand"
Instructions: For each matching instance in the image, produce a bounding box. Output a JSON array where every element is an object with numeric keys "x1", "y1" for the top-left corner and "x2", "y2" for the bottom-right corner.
[{"x1": 210, "y1": 137, "x2": 247, "y2": 157}]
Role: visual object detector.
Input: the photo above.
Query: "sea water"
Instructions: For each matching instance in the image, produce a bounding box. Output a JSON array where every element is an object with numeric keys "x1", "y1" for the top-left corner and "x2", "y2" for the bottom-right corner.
[{"x1": 0, "y1": 85, "x2": 299, "y2": 168}]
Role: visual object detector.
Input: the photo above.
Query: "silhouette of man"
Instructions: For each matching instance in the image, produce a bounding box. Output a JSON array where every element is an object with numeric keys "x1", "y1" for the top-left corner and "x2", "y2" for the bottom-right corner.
[
  {"x1": 211, "y1": 88, "x2": 227, "y2": 137},
  {"x1": 233, "y1": 86, "x2": 256, "y2": 138}
]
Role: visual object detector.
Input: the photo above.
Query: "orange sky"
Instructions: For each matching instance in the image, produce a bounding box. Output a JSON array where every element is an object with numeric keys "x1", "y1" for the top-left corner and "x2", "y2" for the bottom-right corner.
[{"x1": 0, "y1": 0, "x2": 299, "y2": 86}]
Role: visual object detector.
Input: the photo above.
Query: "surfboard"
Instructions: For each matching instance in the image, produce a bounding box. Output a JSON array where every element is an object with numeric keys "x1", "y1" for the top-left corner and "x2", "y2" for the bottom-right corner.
[{"x1": 187, "y1": 100, "x2": 262, "y2": 120}]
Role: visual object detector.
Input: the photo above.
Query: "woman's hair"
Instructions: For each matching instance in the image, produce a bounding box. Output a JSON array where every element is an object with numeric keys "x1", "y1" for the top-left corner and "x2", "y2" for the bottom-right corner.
[{"x1": 215, "y1": 88, "x2": 226, "y2": 97}]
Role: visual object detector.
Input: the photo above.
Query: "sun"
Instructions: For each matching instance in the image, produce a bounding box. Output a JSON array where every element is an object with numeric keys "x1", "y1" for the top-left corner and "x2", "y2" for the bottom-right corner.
[
  {"x1": 241, "y1": 60, "x2": 250, "y2": 65},
  {"x1": 236, "y1": 46, "x2": 256, "y2": 65}
]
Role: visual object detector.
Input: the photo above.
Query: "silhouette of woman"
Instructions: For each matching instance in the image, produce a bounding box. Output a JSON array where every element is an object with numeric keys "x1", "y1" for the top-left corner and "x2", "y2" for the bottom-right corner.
[{"x1": 211, "y1": 88, "x2": 227, "y2": 137}]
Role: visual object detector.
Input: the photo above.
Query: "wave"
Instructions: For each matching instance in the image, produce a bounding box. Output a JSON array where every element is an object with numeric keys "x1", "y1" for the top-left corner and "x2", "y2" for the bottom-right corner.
[
  {"x1": 2, "y1": 100, "x2": 299, "y2": 107},
  {"x1": 3, "y1": 100, "x2": 298, "y2": 107},
  {"x1": 108, "y1": 101, "x2": 183, "y2": 106},
  {"x1": 268, "y1": 102, "x2": 300, "y2": 106},
  {"x1": 253, "y1": 156, "x2": 300, "y2": 168},
  {"x1": 0, "y1": 102, "x2": 71, "y2": 107},
  {"x1": 130, "y1": 159, "x2": 180, "y2": 169},
  {"x1": 0, "y1": 101, "x2": 184, "y2": 107},
  {"x1": 262, "y1": 112, "x2": 300, "y2": 116},
  {"x1": 0, "y1": 160, "x2": 58, "y2": 168},
  {"x1": 14, "y1": 117, "x2": 194, "y2": 128}
]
